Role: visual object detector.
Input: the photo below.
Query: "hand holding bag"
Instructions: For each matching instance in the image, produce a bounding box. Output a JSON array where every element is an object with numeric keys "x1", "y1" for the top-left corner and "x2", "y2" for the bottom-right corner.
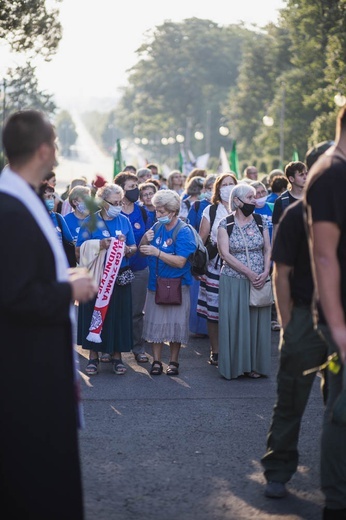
[{"x1": 238, "y1": 218, "x2": 273, "y2": 308}]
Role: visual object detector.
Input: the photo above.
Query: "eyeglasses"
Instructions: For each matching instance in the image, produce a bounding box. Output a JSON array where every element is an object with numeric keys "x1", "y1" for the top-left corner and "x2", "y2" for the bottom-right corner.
[
  {"x1": 142, "y1": 192, "x2": 155, "y2": 197},
  {"x1": 105, "y1": 199, "x2": 123, "y2": 207}
]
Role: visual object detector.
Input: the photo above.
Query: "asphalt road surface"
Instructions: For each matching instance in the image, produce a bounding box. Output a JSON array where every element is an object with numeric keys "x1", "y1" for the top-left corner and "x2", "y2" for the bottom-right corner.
[{"x1": 76, "y1": 329, "x2": 325, "y2": 520}]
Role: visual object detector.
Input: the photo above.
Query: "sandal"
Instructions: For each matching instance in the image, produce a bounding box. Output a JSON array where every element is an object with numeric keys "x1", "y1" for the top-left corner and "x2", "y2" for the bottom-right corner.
[
  {"x1": 166, "y1": 361, "x2": 179, "y2": 376},
  {"x1": 245, "y1": 371, "x2": 262, "y2": 379},
  {"x1": 135, "y1": 353, "x2": 149, "y2": 363},
  {"x1": 112, "y1": 358, "x2": 127, "y2": 375},
  {"x1": 208, "y1": 352, "x2": 218, "y2": 366},
  {"x1": 100, "y1": 353, "x2": 111, "y2": 363},
  {"x1": 85, "y1": 358, "x2": 99, "y2": 375},
  {"x1": 150, "y1": 360, "x2": 163, "y2": 375}
]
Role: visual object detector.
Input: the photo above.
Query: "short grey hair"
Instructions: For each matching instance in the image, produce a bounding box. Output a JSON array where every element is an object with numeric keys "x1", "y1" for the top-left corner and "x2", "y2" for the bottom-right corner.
[
  {"x1": 97, "y1": 183, "x2": 124, "y2": 200},
  {"x1": 68, "y1": 185, "x2": 91, "y2": 205},
  {"x1": 250, "y1": 181, "x2": 267, "y2": 193},
  {"x1": 137, "y1": 167, "x2": 152, "y2": 179},
  {"x1": 230, "y1": 184, "x2": 256, "y2": 211},
  {"x1": 152, "y1": 189, "x2": 181, "y2": 214}
]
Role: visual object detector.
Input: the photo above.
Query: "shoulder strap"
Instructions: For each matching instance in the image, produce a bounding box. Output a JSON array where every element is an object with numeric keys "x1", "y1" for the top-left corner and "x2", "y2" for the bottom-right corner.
[
  {"x1": 226, "y1": 214, "x2": 235, "y2": 237},
  {"x1": 194, "y1": 200, "x2": 200, "y2": 212},
  {"x1": 225, "y1": 213, "x2": 263, "y2": 237},
  {"x1": 209, "y1": 204, "x2": 217, "y2": 231},
  {"x1": 253, "y1": 213, "x2": 264, "y2": 235},
  {"x1": 172, "y1": 219, "x2": 187, "y2": 242},
  {"x1": 139, "y1": 204, "x2": 148, "y2": 223}
]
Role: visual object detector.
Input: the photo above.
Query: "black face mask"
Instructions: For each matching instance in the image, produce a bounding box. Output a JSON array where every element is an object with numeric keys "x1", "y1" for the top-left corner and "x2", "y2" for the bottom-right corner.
[
  {"x1": 125, "y1": 187, "x2": 139, "y2": 203},
  {"x1": 238, "y1": 198, "x2": 256, "y2": 217}
]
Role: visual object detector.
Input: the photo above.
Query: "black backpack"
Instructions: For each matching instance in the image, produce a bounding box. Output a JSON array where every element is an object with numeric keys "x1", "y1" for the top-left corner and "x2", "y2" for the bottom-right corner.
[{"x1": 154, "y1": 219, "x2": 209, "y2": 277}]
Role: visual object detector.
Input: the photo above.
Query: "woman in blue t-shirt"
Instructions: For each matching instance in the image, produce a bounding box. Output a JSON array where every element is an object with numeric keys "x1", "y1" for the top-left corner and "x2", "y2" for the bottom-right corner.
[
  {"x1": 139, "y1": 189, "x2": 196, "y2": 376},
  {"x1": 76, "y1": 183, "x2": 136, "y2": 376}
]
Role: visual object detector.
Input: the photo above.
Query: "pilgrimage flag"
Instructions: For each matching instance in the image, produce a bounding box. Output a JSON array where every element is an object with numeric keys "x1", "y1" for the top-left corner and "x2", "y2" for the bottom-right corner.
[
  {"x1": 229, "y1": 140, "x2": 240, "y2": 179},
  {"x1": 113, "y1": 139, "x2": 124, "y2": 179}
]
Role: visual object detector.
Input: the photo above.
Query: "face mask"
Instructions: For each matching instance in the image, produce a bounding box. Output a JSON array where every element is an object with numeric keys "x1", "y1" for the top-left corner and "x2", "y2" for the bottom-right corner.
[
  {"x1": 125, "y1": 187, "x2": 139, "y2": 203},
  {"x1": 106, "y1": 205, "x2": 122, "y2": 218},
  {"x1": 238, "y1": 198, "x2": 256, "y2": 217},
  {"x1": 76, "y1": 202, "x2": 88, "y2": 214},
  {"x1": 157, "y1": 214, "x2": 172, "y2": 225},
  {"x1": 199, "y1": 191, "x2": 211, "y2": 201},
  {"x1": 45, "y1": 199, "x2": 54, "y2": 212},
  {"x1": 255, "y1": 196, "x2": 267, "y2": 208},
  {"x1": 220, "y1": 185, "x2": 235, "y2": 202}
]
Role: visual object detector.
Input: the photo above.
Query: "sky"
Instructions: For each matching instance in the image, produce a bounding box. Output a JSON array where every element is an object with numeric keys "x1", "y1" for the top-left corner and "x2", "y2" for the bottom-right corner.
[{"x1": 1, "y1": 0, "x2": 286, "y2": 109}]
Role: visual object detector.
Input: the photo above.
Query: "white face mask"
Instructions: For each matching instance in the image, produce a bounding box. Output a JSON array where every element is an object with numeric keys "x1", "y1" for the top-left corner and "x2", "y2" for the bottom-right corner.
[
  {"x1": 106, "y1": 205, "x2": 122, "y2": 218},
  {"x1": 220, "y1": 185, "x2": 235, "y2": 202},
  {"x1": 255, "y1": 196, "x2": 267, "y2": 208}
]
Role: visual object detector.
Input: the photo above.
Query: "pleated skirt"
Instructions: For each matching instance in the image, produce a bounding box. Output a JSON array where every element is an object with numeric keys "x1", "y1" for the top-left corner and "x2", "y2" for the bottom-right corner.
[
  {"x1": 218, "y1": 275, "x2": 271, "y2": 380},
  {"x1": 77, "y1": 283, "x2": 133, "y2": 353},
  {"x1": 143, "y1": 285, "x2": 190, "y2": 344}
]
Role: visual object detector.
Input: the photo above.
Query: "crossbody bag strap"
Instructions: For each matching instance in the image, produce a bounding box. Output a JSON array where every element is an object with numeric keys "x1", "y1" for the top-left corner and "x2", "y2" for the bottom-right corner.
[{"x1": 236, "y1": 219, "x2": 251, "y2": 268}]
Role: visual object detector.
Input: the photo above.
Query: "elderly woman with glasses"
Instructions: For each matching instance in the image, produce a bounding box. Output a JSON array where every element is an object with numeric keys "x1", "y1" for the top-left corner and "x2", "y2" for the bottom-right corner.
[
  {"x1": 217, "y1": 183, "x2": 271, "y2": 380},
  {"x1": 139, "y1": 189, "x2": 197, "y2": 376},
  {"x1": 76, "y1": 183, "x2": 136, "y2": 376}
]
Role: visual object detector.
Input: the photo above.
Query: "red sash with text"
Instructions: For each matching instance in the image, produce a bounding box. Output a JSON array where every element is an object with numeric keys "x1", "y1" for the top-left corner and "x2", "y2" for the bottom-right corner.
[{"x1": 86, "y1": 238, "x2": 125, "y2": 343}]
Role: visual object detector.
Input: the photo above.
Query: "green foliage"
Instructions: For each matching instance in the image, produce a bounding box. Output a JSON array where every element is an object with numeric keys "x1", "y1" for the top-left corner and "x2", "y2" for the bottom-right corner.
[{"x1": 0, "y1": 0, "x2": 62, "y2": 60}]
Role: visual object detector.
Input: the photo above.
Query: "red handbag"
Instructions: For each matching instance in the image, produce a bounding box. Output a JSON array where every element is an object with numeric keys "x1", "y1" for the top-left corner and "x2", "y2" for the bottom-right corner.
[{"x1": 155, "y1": 277, "x2": 182, "y2": 305}]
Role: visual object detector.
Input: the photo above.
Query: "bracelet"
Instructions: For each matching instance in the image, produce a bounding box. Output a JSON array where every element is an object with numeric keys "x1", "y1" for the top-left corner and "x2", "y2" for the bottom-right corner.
[{"x1": 158, "y1": 249, "x2": 161, "y2": 259}]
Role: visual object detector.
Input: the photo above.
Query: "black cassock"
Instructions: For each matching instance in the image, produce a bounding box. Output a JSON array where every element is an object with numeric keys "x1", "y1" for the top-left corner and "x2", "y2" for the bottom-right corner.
[{"x1": 0, "y1": 194, "x2": 84, "y2": 520}]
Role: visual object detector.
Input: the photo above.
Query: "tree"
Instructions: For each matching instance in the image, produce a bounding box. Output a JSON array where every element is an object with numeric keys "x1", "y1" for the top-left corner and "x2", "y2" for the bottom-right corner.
[
  {"x1": 0, "y1": 0, "x2": 62, "y2": 60},
  {"x1": 115, "y1": 18, "x2": 252, "y2": 158}
]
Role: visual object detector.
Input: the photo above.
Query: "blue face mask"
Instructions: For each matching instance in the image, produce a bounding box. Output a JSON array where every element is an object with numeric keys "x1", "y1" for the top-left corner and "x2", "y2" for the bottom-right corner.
[
  {"x1": 157, "y1": 214, "x2": 172, "y2": 225},
  {"x1": 45, "y1": 199, "x2": 54, "y2": 212},
  {"x1": 76, "y1": 202, "x2": 88, "y2": 215}
]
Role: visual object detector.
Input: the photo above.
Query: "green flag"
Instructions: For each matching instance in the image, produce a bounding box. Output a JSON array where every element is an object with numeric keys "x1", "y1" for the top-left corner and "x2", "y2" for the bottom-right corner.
[
  {"x1": 178, "y1": 151, "x2": 184, "y2": 173},
  {"x1": 229, "y1": 140, "x2": 240, "y2": 179},
  {"x1": 292, "y1": 148, "x2": 299, "y2": 161},
  {"x1": 113, "y1": 139, "x2": 123, "y2": 178}
]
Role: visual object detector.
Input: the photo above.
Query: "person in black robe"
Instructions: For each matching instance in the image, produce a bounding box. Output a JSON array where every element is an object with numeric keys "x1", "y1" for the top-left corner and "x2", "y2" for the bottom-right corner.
[{"x1": 0, "y1": 110, "x2": 97, "y2": 520}]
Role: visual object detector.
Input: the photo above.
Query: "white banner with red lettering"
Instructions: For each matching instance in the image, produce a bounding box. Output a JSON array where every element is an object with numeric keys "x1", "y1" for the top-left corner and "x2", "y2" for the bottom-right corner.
[{"x1": 86, "y1": 238, "x2": 125, "y2": 343}]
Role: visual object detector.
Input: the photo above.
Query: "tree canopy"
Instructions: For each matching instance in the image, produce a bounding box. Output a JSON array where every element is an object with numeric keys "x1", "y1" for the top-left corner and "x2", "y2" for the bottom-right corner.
[{"x1": 0, "y1": 0, "x2": 62, "y2": 59}]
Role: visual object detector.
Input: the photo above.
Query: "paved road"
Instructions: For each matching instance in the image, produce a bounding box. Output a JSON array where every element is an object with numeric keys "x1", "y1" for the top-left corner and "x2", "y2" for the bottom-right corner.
[{"x1": 76, "y1": 329, "x2": 325, "y2": 520}]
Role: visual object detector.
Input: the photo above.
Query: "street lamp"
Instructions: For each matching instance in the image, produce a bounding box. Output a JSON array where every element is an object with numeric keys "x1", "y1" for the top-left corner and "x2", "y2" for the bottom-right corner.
[
  {"x1": 176, "y1": 134, "x2": 185, "y2": 143},
  {"x1": 262, "y1": 115, "x2": 274, "y2": 127},
  {"x1": 219, "y1": 125, "x2": 230, "y2": 136},
  {"x1": 194, "y1": 130, "x2": 204, "y2": 141}
]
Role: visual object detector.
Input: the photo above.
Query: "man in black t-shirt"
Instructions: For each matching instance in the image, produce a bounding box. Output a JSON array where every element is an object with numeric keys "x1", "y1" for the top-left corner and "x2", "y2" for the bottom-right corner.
[
  {"x1": 261, "y1": 200, "x2": 328, "y2": 499},
  {"x1": 305, "y1": 106, "x2": 346, "y2": 519},
  {"x1": 272, "y1": 161, "x2": 308, "y2": 241}
]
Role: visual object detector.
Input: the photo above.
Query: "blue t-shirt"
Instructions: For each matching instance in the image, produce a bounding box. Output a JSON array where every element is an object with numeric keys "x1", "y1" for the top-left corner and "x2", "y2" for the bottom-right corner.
[
  {"x1": 50, "y1": 212, "x2": 74, "y2": 244},
  {"x1": 147, "y1": 221, "x2": 196, "y2": 290},
  {"x1": 187, "y1": 199, "x2": 210, "y2": 231},
  {"x1": 254, "y1": 203, "x2": 273, "y2": 243},
  {"x1": 64, "y1": 211, "x2": 85, "y2": 243},
  {"x1": 121, "y1": 203, "x2": 153, "y2": 271},
  {"x1": 76, "y1": 212, "x2": 135, "y2": 268},
  {"x1": 266, "y1": 192, "x2": 278, "y2": 204}
]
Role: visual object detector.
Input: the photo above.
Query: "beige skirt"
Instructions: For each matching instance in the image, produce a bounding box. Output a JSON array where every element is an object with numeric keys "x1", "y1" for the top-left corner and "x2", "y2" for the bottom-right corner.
[{"x1": 143, "y1": 286, "x2": 190, "y2": 344}]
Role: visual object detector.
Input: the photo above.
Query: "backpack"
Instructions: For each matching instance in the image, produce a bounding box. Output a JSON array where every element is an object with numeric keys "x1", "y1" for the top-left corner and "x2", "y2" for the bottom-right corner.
[
  {"x1": 280, "y1": 190, "x2": 290, "y2": 212},
  {"x1": 154, "y1": 219, "x2": 209, "y2": 277},
  {"x1": 172, "y1": 220, "x2": 209, "y2": 277},
  {"x1": 225, "y1": 212, "x2": 264, "y2": 237}
]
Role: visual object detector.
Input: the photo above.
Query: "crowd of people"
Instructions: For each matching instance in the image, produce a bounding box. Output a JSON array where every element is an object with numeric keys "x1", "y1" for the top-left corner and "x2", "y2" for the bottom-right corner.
[{"x1": 2, "y1": 108, "x2": 346, "y2": 519}]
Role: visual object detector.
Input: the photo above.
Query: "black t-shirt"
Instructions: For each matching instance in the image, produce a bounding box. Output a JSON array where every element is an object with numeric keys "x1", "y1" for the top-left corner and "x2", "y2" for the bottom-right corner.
[
  {"x1": 306, "y1": 155, "x2": 346, "y2": 313},
  {"x1": 271, "y1": 200, "x2": 313, "y2": 305},
  {"x1": 272, "y1": 190, "x2": 299, "y2": 225}
]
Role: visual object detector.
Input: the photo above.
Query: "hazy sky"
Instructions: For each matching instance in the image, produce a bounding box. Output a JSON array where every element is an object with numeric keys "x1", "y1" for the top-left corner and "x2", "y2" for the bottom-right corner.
[{"x1": 1, "y1": 0, "x2": 285, "y2": 106}]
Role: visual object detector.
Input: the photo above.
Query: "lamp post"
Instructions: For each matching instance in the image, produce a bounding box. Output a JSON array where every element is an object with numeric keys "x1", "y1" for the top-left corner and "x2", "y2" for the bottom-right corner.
[{"x1": 263, "y1": 83, "x2": 285, "y2": 169}]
